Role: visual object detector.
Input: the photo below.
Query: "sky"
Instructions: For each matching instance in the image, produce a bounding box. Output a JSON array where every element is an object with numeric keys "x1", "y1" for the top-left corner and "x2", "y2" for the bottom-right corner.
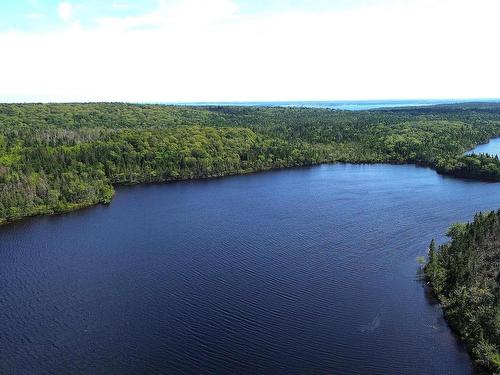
[{"x1": 0, "y1": 0, "x2": 499, "y2": 103}]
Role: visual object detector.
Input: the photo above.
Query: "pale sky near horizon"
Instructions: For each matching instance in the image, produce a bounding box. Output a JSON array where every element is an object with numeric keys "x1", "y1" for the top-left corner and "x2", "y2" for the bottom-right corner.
[{"x1": 1, "y1": 0, "x2": 499, "y2": 103}]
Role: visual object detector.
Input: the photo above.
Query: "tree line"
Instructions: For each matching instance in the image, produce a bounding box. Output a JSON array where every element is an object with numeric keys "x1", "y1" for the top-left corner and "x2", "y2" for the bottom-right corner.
[{"x1": 425, "y1": 212, "x2": 500, "y2": 373}]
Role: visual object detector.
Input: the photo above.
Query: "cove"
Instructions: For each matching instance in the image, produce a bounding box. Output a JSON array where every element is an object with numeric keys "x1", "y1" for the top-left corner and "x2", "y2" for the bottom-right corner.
[
  {"x1": 2, "y1": 163, "x2": 500, "y2": 374},
  {"x1": 465, "y1": 137, "x2": 500, "y2": 157}
]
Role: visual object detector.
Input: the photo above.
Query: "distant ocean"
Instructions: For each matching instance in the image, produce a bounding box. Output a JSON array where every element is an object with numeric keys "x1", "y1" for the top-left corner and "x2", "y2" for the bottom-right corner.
[{"x1": 165, "y1": 99, "x2": 500, "y2": 111}]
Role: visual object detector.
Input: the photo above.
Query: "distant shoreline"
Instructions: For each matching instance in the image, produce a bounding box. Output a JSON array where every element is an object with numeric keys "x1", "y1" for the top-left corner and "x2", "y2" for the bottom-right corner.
[
  {"x1": 152, "y1": 99, "x2": 500, "y2": 111},
  {"x1": 5, "y1": 99, "x2": 500, "y2": 111}
]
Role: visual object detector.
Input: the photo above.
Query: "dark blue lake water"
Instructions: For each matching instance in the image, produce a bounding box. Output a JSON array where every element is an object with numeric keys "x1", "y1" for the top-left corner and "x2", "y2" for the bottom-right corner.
[{"x1": 2, "y1": 161, "x2": 500, "y2": 373}]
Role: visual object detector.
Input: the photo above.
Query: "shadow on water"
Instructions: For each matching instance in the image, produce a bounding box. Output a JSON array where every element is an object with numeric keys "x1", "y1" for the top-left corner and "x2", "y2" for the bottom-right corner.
[{"x1": 418, "y1": 272, "x2": 489, "y2": 375}]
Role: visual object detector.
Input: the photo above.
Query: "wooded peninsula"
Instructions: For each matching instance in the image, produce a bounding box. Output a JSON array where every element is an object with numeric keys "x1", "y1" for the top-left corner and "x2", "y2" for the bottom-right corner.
[{"x1": 425, "y1": 212, "x2": 500, "y2": 373}]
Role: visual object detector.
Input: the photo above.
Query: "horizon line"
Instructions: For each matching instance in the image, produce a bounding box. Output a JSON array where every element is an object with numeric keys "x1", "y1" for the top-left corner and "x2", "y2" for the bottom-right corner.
[{"x1": 3, "y1": 98, "x2": 500, "y2": 105}]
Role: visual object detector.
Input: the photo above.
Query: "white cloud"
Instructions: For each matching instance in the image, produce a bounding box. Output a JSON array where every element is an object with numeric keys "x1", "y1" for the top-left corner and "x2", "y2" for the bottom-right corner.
[
  {"x1": 110, "y1": 2, "x2": 134, "y2": 10},
  {"x1": 1, "y1": 0, "x2": 500, "y2": 102},
  {"x1": 58, "y1": 1, "x2": 74, "y2": 23},
  {"x1": 26, "y1": 12, "x2": 46, "y2": 20},
  {"x1": 96, "y1": 0, "x2": 238, "y2": 31}
]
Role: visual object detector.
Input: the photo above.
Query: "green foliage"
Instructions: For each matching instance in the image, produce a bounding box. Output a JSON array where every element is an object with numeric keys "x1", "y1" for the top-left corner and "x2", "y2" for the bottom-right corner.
[
  {"x1": 425, "y1": 212, "x2": 500, "y2": 373},
  {"x1": 436, "y1": 153, "x2": 500, "y2": 181},
  {"x1": 1, "y1": 102, "x2": 500, "y2": 224},
  {"x1": 0, "y1": 121, "x2": 324, "y2": 223}
]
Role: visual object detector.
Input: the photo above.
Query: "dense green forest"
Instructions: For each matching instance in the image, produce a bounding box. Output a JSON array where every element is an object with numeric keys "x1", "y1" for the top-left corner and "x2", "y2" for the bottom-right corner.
[
  {"x1": 2, "y1": 102, "x2": 500, "y2": 224},
  {"x1": 425, "y1": 212, "x2": 500, "y2": 373}
]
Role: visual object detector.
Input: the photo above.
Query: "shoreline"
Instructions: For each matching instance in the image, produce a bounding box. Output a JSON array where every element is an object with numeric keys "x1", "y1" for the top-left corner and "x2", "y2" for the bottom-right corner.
[{"x1": 2, "y1": 157, "x2": 499, "y2": 228}]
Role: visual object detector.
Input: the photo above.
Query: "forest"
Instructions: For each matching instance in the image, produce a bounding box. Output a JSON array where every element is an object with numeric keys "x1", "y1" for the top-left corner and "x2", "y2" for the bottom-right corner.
[
  {"x1": 2, "y1": 102, "x2": 500, "y2": 224},
  {"x1": 2, "y1": 102, "x2": 500, "y2": 371},
  {"x1": 425, "y1": 212, "x2": 500, "y2": 373}
]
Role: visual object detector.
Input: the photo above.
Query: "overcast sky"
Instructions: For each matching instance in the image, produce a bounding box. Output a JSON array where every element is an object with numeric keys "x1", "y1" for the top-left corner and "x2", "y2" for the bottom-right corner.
[{"x1": 0, "y1": 0, "x2": 499, "y2": 102}]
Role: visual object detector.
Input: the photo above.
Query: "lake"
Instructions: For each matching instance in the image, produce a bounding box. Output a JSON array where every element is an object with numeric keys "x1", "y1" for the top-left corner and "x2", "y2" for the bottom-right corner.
[{"x1": 2, "y1": 159, "x2": 500, "y2": 372}]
